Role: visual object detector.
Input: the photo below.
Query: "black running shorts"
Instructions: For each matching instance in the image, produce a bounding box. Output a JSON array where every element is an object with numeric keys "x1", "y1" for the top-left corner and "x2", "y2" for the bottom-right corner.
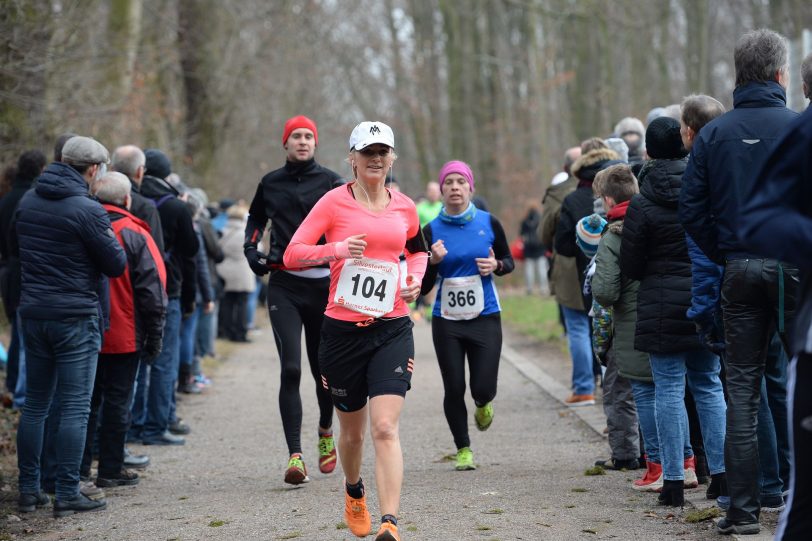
[{"x1": 318, "y1": 316, "x2": 414, "y2": 412}]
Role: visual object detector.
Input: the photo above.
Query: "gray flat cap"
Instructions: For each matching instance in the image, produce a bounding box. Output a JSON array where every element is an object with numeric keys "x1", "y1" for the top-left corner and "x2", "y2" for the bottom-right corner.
[{"x1": 61, "y1": 136, "x2": 110, "y2": 165}]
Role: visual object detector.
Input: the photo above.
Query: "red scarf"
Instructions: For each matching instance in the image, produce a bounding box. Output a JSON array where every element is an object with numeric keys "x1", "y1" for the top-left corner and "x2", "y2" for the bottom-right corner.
[{"x1": 606, "y1": 200, "x2": 630, "y2": 221}]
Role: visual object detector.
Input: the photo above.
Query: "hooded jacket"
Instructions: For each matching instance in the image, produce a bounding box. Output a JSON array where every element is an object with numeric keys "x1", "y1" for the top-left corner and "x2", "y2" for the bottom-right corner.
[
  {"x1": 620, "y1": 158, "x2": 701, "y2": 353},
  {"x1": 679, "y1": 81, "x2": 798, "y2": 263},
  {"x1": 140, "y1": 174, "x2": 199, "y2": 300},
  {"x1": 13, "y1": 162, "x2": 126, "y2": 320},
  {"x1": 540, "y1": 175, "x2": 582, "y2": 310},
  {"x1": 555, "y1": 148, "x2": 620, "y2": 309},
  {"x1": 101, "y1": 204, "x2": 167, "y2": 354}
]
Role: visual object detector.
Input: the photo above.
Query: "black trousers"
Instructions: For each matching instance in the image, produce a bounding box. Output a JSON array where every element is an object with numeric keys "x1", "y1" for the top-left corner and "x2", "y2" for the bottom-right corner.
[
  {"x1": 220, "y1": 291, "x2": 249, "y2": 341},
  {"x1": 268, "y1": 271, "x2": 333, "y2": 455},
  {"x1": 722, "y1": 258, "x2": 798, "y2": 524},
  {"x1": 778, "y1": 352, "x2": 812, "y2": 540},
  {"x1": 432, "y1": 314, "x2": 502, "y2": 450},
  {"x1": 82, "y1": 352, "x2": 140, "y2": 478}
]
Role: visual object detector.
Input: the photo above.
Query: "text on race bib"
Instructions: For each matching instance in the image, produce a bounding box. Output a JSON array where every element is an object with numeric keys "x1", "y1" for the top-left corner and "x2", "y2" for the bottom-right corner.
[
  {"x1": 440, "y1": 275, "x2": 484, "y2": 320},
  {"x1": 335, "y1": 258, "x2": 399, "y2": 317}
]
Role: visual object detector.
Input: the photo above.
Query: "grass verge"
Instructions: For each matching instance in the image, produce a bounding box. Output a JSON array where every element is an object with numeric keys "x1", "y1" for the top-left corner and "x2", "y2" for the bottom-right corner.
[{"x1": 499, "y1": 293, "x2": 564, "y2": 342}]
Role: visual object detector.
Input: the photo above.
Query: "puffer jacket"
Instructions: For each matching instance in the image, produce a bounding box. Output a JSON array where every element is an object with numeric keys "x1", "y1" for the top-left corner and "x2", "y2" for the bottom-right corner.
[
  {"x1": 620, "y1": 158, "x2": 701, "y2": 353},
  {"x1": 592, "y1": 219, "x2": 651, "y2": 382},
  {"x1": 540, "y1": 176, "x2": 582, "y2": 310},
  {"x1": 13, "y1": 162, "x2": 126, "y2": 320},
  {"x1": 218, "y1": 216, "x2": 256, "y2": 293}
]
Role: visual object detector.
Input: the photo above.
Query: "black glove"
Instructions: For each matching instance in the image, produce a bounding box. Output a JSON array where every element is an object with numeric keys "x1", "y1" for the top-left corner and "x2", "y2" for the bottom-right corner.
[
  {"x1": 695, "y1": 320, "x2": 724, "y2": 355},
  {"x1": 182, "y1": 300, "x2": 196, "y2": 320},
  {"x1": 245, "y1": 247, "x2": 270, "y2": 276},
  {"x1": 143, "y1": 335, "x2": 163, "y2": 364}
]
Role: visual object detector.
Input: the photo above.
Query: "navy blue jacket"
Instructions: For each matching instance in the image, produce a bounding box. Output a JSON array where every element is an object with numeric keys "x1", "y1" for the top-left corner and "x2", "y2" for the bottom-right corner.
[
  {"x1": 679, "y1": 81, "x2": 798, "y2": 263},
  {"x1": 740, "y1": 106, "x2": 812, "y2": 355},
  {"x1": 13, "y1": 162, "x2": 126, "y2": 320}
]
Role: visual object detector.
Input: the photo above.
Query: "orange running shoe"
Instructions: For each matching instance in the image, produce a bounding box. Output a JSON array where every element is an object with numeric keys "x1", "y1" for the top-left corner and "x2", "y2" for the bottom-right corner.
[
  {"x1": 318, "y1": 432, "x2": 337, "y2": 474},
  {"x1": 375, "y1": 522, "x2": 400, "y2": 541},
  {"x1": 344, "y1": 490, "x2": 371, "y2": 537},
  {"x1": 284, "y1": 453, "x2": 309, "y2": 485}
]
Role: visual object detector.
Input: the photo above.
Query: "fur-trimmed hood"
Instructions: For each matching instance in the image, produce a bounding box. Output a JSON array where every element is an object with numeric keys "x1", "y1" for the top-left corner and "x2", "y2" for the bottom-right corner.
[
  {"x1": 606, "y1": 220, "x2": 624, "y2": 236},
  {"x1": 571, "y1": 148, "x2": 621, "y2": 183}
]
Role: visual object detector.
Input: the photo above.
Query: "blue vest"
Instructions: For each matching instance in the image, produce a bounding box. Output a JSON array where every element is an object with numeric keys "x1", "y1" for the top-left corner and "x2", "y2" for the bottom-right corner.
[{"x1": 429, "y1": 210, "x2": 501, "y2": 318}]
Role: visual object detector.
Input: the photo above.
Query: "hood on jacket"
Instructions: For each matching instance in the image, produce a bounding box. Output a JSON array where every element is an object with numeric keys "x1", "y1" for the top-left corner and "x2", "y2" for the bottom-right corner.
[
  {"x1": 638, "y1": 158, "x2": 688, "y2": 208},
  {"x1": 140, "y1": 174, "x2": 180, "y2": 200},
  {"x1": 34, "y1": 162, "x2": 90, "y2": 200},
  {"x1": 572, "y1": 148, "x2": 620, "y2": 184}
]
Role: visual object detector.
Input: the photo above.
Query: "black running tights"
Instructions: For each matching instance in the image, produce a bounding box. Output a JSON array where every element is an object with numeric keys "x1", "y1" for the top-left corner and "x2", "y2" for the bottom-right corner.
[
  {"x1": 431, "y1": 314, "x2": 502, "y2": 450},
  {"x1": 268, "y1": 272, "x2": 334, "y2": 455}
]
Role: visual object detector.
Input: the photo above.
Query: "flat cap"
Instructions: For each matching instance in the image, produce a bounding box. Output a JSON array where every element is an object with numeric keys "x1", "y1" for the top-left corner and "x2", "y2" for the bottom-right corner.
[{"x1": 61, "y1": 136, "x2": 110, "y2": 165}]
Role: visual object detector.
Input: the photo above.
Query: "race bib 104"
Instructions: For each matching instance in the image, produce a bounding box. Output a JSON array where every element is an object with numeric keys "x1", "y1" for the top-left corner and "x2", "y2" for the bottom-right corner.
[
  {"x1": 335, "y1": 258, "x2": 399, "y2": 317},
  {"x1": 440, "y1": 275, "x2": 484, "y2": 320}
]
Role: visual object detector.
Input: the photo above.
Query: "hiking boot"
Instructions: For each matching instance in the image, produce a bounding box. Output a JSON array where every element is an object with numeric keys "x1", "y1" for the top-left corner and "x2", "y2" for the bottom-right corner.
[
  {"x1": 80, "y1": 481, "x2": 106, "y2": 500},
  {"x1": 564, "y1": 393, "x2": 595, "y2": 407},
  {"x1": 284, "y1": 453, "x2": 309, "y2": 485},
  {"x1": 18, "y1": 491, "x2": 49, "y2": 513},
  {"x1": 474, "y1": 402, "x2": 494, "y2": 431},
  {"x1": 318, "y1": 433, "x2": 337, "y2": 474},
  {"x1": 455, "y1": 447, "x2": 476, "y2": 471},
  {"x1": 594, "y1": 457, "x2": 639, "y2": 470},
  {"x1": 716, "y1": 517, "x2": 760, "y2": 535},
  {"x1": 53, "y1": 493, "x2": 107, "y2": 518},
  {"x1": 683, "y1": 456, "x2": 699, "y2": 488},
  {"x1": 123, "y1": 447, "x2": 150, "y2": 469},
  {"x1": 632, "y1": 461, "x2": 663, "y2": 492},
  {"x1": 344, "y1": 490, "x2": 371, "y2": 537},
  {"x1": 375, "y1": 521, "x2": 400, "y2": 541},
  {"x1": 657, "y1": 479, "x2": 685, "y2": 507},
  {"x1": 96, "y1": 469, "x2": 140, "y2": 488}
]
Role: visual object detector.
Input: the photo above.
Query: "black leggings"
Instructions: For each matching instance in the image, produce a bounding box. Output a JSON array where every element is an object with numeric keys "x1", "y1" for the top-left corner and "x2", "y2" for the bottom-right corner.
[
  {"x1": 268, "y1": 271, "x2": 334, "y2": 455},
  {"x1": 432, "y1": 314, "x2": 502, "y2": 450}
]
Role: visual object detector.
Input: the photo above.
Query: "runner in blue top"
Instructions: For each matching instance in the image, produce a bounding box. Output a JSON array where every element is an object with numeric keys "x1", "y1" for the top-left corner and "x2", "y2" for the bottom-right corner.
[{"x1": 420, "y1": 160, "x2": 514, "y2": 471}]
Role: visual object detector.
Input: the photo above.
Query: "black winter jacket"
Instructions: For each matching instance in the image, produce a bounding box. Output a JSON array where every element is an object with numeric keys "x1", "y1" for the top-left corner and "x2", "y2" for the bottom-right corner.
[
  {"x1": 620, "y1": 158, "x2": 701, "y2": 353},
  {"x1": 130, "y1": 183, "x2": 165, "y2": 254},
  {"x1": 679, "y1": 81, "x2": 798, "y2": 263},
  {"x1": 13, "y1": 162, "x2": 126, "y2": 320},
  {"x1": 245, "y1": 158, "x2": 343, "y2": 267},
  {"x1": 140, "y1": 174, "x2": 199, "y2": 301},
  {"x1": 0, "y1": 177, "x2": 34, "y2": 316}
]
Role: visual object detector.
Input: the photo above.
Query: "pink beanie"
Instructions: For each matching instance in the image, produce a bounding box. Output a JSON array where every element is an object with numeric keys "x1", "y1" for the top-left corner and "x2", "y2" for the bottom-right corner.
[{"x1": 438, "y1": 160, "x2": 475, "y2": 193}]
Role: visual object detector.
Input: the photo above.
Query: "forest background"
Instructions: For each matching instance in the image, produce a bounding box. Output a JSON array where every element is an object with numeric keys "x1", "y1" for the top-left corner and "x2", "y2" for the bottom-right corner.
[{"x1": 2, "y1": 0, "x2": 811, "y2": 232}]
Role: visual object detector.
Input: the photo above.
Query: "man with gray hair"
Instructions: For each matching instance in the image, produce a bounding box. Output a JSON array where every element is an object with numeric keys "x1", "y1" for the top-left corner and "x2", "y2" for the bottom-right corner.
[
  {"x1": 802, "y1": 52, "x2": 812, "y2": 104},
  {"x1": 680, "y1": 28, "x2": 799, "y2": 535},
  {"x1": 80, "y1": 172, "x2": 166, "y2": 490},
  {"x1": 13, "y1": 136, "x2": 126, "y2": 516},
  {"x1": 111, "y1": 145, "x2": 164, "y2": 253}
]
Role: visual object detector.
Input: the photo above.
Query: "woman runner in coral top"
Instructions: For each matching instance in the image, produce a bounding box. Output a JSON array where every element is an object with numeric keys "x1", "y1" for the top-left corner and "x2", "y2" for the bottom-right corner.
[{"x1": 284, "y1": 121, "x2": 428, "y2": 541}]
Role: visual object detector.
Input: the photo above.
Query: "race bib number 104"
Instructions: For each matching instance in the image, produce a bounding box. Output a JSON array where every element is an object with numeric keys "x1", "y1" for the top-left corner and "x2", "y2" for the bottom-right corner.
[{"x1": 335, "y1": 258, "x2": 399, "y2": 317}]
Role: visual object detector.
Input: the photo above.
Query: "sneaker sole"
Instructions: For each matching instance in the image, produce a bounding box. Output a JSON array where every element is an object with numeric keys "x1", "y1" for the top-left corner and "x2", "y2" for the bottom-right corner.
[
  {"x1": 565, "y1": 400, "x2": 595, "y2": 407},
  {"x1": 455, "y1": 464, "x2": 476, "y2": 471},
  {"x1": 375, "y1": 532, "x2": 399, "y2": 541},
  {"x1": 716, "y1": 522, "x2": 760, "y2": 535},
  {"x1": 632, "y1": 483, "x2": 663, "y2": 492},
  {"x1": 284, "y1": 471, "x2": 310, "y2": 485},
  {"x1": 123, "y1": 461, "x2": 150, "y2": 470}
]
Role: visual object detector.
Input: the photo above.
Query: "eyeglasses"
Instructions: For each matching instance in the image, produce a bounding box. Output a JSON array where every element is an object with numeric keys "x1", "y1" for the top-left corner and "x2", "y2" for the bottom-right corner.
[{"x1": 358, "y1": 147, "x2": 390, "y2": 158}]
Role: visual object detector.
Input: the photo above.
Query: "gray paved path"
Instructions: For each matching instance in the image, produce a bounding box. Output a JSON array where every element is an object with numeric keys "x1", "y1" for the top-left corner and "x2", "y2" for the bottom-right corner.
[{"x1": 6, "y1": 316, "x2": 747, "y2": 540}]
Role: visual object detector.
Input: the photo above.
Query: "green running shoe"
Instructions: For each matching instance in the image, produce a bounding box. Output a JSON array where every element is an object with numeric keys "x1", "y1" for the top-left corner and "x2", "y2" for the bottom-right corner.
[
  {"x1": 455, "y1": 447, "x2": 476, "y2": 471},
  {"x1": 284, "y1": 453, "x2": 309, "y2": 485},
  {"x1": 474, "y1": 402, "x2": 494, "y2": 431}
]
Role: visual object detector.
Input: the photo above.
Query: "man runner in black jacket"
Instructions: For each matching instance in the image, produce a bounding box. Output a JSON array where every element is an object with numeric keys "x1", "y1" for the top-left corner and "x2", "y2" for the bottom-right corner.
[{"x1": 244, "y1": 115, "x2": 343, "y2": 484}]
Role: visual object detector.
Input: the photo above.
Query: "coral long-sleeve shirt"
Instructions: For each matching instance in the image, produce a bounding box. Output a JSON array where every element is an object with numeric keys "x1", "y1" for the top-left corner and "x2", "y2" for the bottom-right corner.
[{"x1": 284, "y1": 184, "x2": 428, "y2": 322}]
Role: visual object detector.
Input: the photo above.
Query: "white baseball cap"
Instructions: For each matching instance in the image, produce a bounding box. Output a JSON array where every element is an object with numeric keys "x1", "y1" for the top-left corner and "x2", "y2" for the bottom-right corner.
[{"x1": 349, "y1": 121, "x2": 395, "y2": 151}]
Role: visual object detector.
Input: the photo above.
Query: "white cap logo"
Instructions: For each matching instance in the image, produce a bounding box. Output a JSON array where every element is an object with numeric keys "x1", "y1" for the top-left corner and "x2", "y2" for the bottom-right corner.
[{"x1": 349, "y1": 121, "x2": 395, "y2": 150}]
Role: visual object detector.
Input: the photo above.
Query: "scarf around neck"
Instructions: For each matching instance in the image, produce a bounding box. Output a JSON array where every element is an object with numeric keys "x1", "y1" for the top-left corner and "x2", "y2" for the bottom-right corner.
[
  {"x1": 439, "y1": 201, "x2": 477, "y2": 225},
  {"x1": 606, "y1": 200, "x2": 630, "y2": 221}
]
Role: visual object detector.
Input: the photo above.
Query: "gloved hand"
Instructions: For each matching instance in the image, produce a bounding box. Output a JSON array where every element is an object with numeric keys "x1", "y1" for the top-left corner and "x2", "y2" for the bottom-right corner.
[
  {"x1": 143, "y1": 335, "x2": 163, "y2": 364},
  {"x1": 245, "y1": 247, "x2": 270, "y2": 276},
  {"x1": 695, "y1": 321, "x2": 725, "y2": 355}
]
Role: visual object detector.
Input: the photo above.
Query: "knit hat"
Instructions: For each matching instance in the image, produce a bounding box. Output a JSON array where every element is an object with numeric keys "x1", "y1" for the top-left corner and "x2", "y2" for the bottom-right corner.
[
  {"x1": 438, "y1": 160, "x2": 475, "y2": 193},
  {"x1": 604, "y1": 138, "x2": 629, "y2": 163},
  {"x1": 613, "y1": 117, "x2": 645, "y2": 139},
  {"x1": 645, "y1": 117, "x2": 688, "y2": 159},
  {"x1": 282, "y1": 115, "x2": 318, "y2": 146},
  {"x1": 61, "y1": 136, "x2": 109, "y2": 166},
  {"x1": 144, "y1": 149, "x2": 171, "y2": 179},
  {"x1": 575, "y1": 213, "x2": 607, "y2": 258}
]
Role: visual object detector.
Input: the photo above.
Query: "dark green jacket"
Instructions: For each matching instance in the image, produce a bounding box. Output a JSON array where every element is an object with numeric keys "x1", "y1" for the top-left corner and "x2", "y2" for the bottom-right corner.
[{"x1": 591, "y1": 220, "x2": 651, "y2": 382}]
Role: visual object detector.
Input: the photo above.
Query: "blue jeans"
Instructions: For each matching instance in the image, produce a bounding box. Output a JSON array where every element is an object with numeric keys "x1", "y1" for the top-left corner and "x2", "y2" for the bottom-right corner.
[
  {"x1": 195, "y1": 305, "x2": 214, "y2": 359},
  {"x1": 17, "y1": 316, "x2": 100, "y2": 501},
  {"x1": 764, "y1": 333, "x2": 790, "y2": 488},
  {"x1": 758, "y1": 379, "x2": 783, "y2": 499},
  {"x1": 246, "y1": 277, "x2": 261, "y2": 330},
  {"x1": 179, "y1": 306, "x2": 199, "y2": 369},
  {"x1": 13, "y1": 317, "x2": 26, "y2": 409},
  {"x1": 561, "y1": 306, "x2": 594, "y2": 395},
  {"x1": 630, "y1": 379, "x2": 660, "y2": 463},
  {"x1": 650, "y1": 349, "x2": 726, "y2": 480},
  {"x1": 144, "y1": 298, "x2": 181, "y2": 439}
]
